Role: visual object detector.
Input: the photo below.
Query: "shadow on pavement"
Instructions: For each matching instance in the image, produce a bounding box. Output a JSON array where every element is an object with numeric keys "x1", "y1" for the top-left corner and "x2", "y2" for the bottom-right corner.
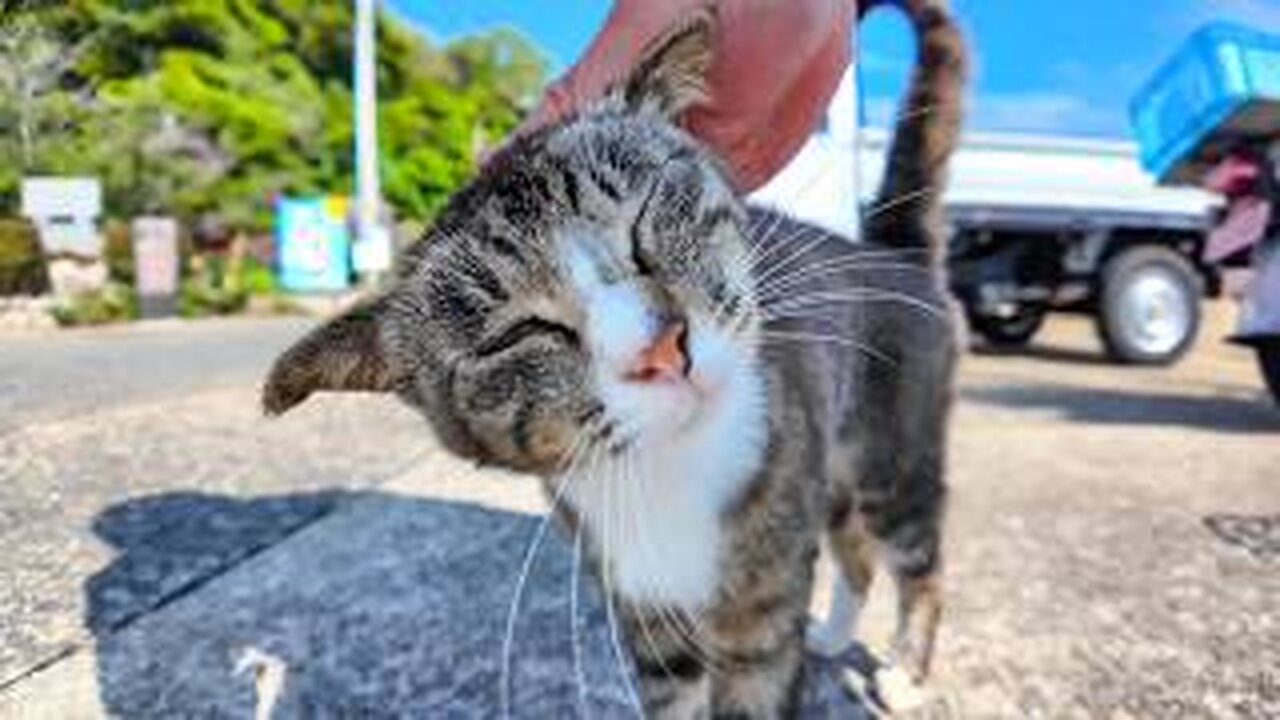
[
  {"x1": 1204, "y1": 514, "x2": 1280, "y2": 559},
  {"x1": 84, "y1": 491, "x2": 873, "y2": 718},
  {"x1": 971, "y1": 343, "x2": 1114, "y2": 366},
  {"x1": 963, "y1": 383, "x2": 1280, "y2": 434}
]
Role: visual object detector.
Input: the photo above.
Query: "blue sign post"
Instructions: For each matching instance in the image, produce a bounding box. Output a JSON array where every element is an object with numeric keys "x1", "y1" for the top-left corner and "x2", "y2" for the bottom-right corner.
[{"x1": 275, "y1": 196, "x2": 353, "y2": 292}]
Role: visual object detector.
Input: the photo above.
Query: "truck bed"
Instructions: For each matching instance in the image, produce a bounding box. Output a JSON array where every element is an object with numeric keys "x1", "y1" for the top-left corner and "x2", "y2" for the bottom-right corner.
[{"x1": 753, "y1": 127, "x2": 1219, "y2": 237}]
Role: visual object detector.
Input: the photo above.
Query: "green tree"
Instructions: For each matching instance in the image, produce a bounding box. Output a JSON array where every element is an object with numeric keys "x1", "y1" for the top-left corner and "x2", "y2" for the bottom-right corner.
[{"x1": 0, "y1": 1, "x2": 548, "y2": 228}]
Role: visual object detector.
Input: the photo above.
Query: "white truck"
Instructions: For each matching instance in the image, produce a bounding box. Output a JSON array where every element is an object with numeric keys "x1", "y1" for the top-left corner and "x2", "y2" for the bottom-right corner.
[{"x1": 754, "y1": 74, "x2": 1221, "y2": 365}]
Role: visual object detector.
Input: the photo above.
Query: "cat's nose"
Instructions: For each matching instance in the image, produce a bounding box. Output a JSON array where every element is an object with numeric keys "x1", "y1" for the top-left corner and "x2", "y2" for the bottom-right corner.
[{"x1": 624, "y1": 321, "x2": 690, "y2": 383}]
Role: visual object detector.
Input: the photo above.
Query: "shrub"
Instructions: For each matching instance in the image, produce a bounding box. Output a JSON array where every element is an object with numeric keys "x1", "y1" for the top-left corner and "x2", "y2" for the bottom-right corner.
[
  {"x1": 240, "y1": 255, "x2": 278, "y2": 296},
  {"x1": 102, "y1": 220, "x2": 136, "y2": 285},
  {"x1": 52, "y1": 282, "x2": 138, "y2": 326},
  {"x1": 0, "y1": 219, "x2": 51, "y2": 296}
]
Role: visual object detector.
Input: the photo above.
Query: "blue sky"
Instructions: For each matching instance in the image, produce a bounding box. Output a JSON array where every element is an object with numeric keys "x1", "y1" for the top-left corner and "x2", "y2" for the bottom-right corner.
[{"x1": 391, "y1": 0, "x2": 1280, "y2": 140}]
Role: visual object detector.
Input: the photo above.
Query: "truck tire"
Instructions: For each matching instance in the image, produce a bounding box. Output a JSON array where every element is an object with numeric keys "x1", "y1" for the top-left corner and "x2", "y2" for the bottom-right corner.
[
  {"x1": 971, "y1": 309, "x2": 1046, "y2": 348},
  {"x1": 1259, "y1": 341, "x2": 1280, "y2": 407},
  {"x1": 1097, "y1": 246, "x2": 1202, "y2": 365}
]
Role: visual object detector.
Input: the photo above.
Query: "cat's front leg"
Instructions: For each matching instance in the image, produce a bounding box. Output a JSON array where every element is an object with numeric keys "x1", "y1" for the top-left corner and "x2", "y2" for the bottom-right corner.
[
  {"x1": 705, "y1": 587, "x2": 810, "y2": 718},
  {"x1": 621, "y1": 603, "x2": 712, "y2": 719}
]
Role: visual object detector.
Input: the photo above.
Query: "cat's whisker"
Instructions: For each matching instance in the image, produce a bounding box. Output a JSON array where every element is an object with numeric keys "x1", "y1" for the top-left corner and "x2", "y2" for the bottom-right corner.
[
  {"x1": 750, "y1": 221, "x2": 932, "y2": 298},
  {"x1": 755, "y1": 248, "x2": 935, "y2": 287},
  {"x1": 617, "y1": 452, "x2": 685, "y2": 688},
  {"x1": 743, "y1": 212, "x2": 818, "y2": 278},
  {"x1": 738, "y1": 209, "x2": 787, "y2": 280},
  {"x1": 761, "y1": 250, "x2": 935, "y2": 277},
  {"x1": 619, "y1": 453, "x2": 733, "y2": 681},
  {"x1": 600, "y1": 448, "x2": 646, "y2": 717},
  {"x1": 498, "y1": 500, "x2": 559, "y2": 717},
  {"x1": 864, "y1": 186, "x2": 935, "y2": 222},
  {"x1": 882, "y1": 99, "x2": 962, "y2": 128},
  {"x1": 499, "y1": 422, "x2": 600, "y2": 720},
  {"x1": 762, "y1": 285, "x2": 936, "y2": 304},
  {"x1": 754, "y1": 259, "x2": 935, "y2": 298},
  {"x1": 749, "y1": 224, "x2": 831, "y2": 286},
  {"x1": 756, "y1": 329, "x2": 898, "y2": 368},
  {"x1": 570, "y1": 524, "x2": 588, "y2": 719},
  {"x1": 761, "y1": 300, "x2": 946, "y2": 328},
  {"x1": 620, "y1": 452, "x2": 732, "y2": 678},
  {"x1": 770, "y1": 134, "x2": 849, "y2": 222},
  {"x1": 652, "y1": 599, "x2": 733, "y2": 677},
  {"x1": 760, "y1": 289, "x2": 948, "y2": 323}
]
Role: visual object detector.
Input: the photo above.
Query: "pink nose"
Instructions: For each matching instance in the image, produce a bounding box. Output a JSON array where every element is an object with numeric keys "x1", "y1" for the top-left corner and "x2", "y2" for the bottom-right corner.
[{"x1": 625, "y1": 322, "x2": 689, "y2": 383}]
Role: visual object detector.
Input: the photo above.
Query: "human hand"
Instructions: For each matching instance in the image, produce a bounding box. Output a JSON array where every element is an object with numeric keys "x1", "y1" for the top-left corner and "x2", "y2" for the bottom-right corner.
[{"x1": 518, "y1": 0, "x2": 866, "y2": 192}]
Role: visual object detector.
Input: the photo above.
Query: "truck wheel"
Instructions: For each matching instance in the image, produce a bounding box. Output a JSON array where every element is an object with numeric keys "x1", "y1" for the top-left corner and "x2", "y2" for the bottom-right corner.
[
  {"x1": 1097, "y1": 246, "x2": 1202, "y2": 365},
  {"x1": 971, "y1": 309, "x2": 1046, "y2": 348},
  {"x1": 1259, "y1": 341, "x2": 1280, "y2": 407}
]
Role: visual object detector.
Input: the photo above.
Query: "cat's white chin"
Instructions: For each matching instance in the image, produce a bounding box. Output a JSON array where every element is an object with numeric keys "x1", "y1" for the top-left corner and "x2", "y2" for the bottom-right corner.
[
  {"x1": 577, "y1": 325, "x2": 769, "y2": 610},
  {"x1": 606, "y1": 319, "x2": 752, "y2": 446}
]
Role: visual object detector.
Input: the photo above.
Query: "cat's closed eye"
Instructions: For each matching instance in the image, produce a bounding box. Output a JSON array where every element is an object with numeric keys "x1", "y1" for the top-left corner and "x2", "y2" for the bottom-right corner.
[
  {"x1": 630, "y1": 208, "x2": 658, "y2": 276},
  {"x1": 474, "y1": 317, "x2": 581, "y2": 358}
]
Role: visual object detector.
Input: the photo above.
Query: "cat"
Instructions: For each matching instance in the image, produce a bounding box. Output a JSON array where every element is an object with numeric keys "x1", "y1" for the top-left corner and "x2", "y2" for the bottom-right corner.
[{"x1": 262, "y1": 0, "x2": 965, "y2": 716}]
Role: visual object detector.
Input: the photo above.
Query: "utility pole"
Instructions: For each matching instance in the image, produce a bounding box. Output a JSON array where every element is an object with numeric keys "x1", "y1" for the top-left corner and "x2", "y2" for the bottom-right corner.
[
  {"x1": 849, "y1": 21, "x2": 863, "y2": 241},
  {"x1": 353, "y1": 0, "x2": 391, "y2": 283}
]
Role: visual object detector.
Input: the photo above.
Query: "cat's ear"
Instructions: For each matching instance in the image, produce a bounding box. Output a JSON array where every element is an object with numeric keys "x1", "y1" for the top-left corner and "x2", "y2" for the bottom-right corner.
[
  {"x1": 262, "y1": 296, "x2": 401, "y2": 415},
  {"x1": 619, "y1": 10, "x2": 715, "y2": 118}
]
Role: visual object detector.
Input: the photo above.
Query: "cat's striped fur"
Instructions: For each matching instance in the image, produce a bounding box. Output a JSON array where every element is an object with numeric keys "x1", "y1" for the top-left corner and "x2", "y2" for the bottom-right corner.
[{"x1": 263, "y1": 1, "x2": 965, "y2": 716}]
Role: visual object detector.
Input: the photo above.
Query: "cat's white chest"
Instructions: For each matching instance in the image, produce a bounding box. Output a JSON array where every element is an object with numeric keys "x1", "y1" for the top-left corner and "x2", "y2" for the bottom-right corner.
[
  {"x1": 567, "y1": 368, "x2": 768, "y2": 611},
  {"x1": 589, "y1": 456, "x2": 726, "y2": 610}
]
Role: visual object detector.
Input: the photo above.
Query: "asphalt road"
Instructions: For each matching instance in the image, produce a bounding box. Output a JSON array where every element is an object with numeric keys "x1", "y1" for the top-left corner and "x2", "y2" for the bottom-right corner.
[
  {"x1": 1, "y1": 305, "x2": 1277, "y2": 718},
  {"x1": 0, "y1": 318, "x2": 313, "y2": 434}
]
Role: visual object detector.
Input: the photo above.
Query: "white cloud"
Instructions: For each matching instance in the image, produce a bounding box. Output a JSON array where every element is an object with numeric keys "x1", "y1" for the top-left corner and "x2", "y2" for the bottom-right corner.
[
  {"x1": 858, "y1": 90, "x2": 1123, "y2": 137},
  {"x1": 969, "y1": 91, "x2": 1123, "y2": 136},
  {"x1": 860, "y1": 97, "x2": 900, "y2": 128},
  {"x1": 1181, "y1": 0, "x2": 1280, "y2": 32}
]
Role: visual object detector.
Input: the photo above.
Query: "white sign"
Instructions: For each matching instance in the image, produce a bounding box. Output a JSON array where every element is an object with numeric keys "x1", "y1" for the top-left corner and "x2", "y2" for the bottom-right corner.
[
  {"x1": 20, "y1": 176, "x2": 104, "y2": 257},
  {"x1": 353, "y1": 224, "x2": 393, "y2": 274}
]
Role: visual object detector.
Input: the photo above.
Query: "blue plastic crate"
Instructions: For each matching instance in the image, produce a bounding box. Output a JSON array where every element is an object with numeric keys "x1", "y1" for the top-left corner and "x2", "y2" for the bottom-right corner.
[{"x1": 1131, "y1": 22, "x2": 1280, "y2": 185}]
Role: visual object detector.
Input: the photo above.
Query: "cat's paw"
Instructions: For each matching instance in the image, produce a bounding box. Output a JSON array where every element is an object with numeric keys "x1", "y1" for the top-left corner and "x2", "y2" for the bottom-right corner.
[
  {"x1": 840, "y1": 664, "x2": 929, "y2": 717},
  {"x1": 805, "y1": 618, "x2": 856, "y2": 658},
  {"x1": 875, "y1": 665, "x2": 929, "y2": 714}
]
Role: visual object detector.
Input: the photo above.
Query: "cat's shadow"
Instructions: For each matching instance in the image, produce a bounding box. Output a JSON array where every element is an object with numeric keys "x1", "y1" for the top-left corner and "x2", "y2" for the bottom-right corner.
[{"x1": 85, "y1": 490, "x2": 875, "y2": 718}]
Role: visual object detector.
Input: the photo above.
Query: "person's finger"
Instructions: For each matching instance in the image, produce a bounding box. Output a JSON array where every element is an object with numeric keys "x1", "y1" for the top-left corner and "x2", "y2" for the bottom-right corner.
[
  {"x1": 520, "y1": 0, "x2": 701, "y2": 133},
  {"x1": 514, "y1": 0, "x2": 857, "y2": 191},
  {"x1": 690, "y1": 0, "x2": 854, "y2": 190}
]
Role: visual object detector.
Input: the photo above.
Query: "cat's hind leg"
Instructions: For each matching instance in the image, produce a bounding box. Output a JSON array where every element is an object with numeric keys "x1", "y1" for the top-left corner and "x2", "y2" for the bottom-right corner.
[
  {"x1": 807, "y1": 509, "x2": 877, "y2": 658},
  {"x1": 878, "y1": 496, "x2": 945, "y2": 684},
  {"x1": 863, "y1": 492, "x2": 946, "y2": 715},
  {"x1": 845, "y1": 432, "x2": 948, "y2": 712}
]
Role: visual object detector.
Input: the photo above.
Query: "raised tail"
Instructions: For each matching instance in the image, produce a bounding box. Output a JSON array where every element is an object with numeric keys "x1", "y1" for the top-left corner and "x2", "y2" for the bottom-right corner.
[{"x1": 860, "y1": 0, "x2": 967, "y2": 265}]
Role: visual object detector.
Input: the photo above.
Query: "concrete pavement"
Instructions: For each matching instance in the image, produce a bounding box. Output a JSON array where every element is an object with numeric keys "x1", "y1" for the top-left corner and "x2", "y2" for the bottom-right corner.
[{"x1": 2, "y1": 305, "x2": 1278, "y2": 717}]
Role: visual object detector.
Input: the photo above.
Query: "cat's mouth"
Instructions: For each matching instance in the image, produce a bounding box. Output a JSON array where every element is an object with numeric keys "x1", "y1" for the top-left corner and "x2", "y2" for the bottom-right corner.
[{"x1": 606, "y1": 357, "x2": 734, "y2": 450}]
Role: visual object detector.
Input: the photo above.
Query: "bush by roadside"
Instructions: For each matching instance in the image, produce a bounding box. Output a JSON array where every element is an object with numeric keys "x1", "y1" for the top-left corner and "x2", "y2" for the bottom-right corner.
[
  {"x1": 0, "y1": 219, "x2": 51, "y2": 296},
  {"x1": 51, "y1": 282, "x2": 138, "y2": 326}
]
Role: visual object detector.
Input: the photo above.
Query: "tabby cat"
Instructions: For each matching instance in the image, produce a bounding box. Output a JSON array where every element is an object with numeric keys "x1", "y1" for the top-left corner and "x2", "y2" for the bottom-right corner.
[{"x1": 263, "y1": 0, "x2": 965, "y2": 716}]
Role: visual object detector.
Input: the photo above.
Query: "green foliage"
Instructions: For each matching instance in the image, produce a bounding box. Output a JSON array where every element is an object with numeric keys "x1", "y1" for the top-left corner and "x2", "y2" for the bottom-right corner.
[
  {"x1": 52, "y1": 281, "x2": 138, "y2": 326},
  {"x1": 0, "y1": 218, "x2": 50, "y2": 296},
  {"x1": 178, "y1": 253, "x2": 283, "y2": 318},
  {"x1": 0, "y1": 1, "x2": 548, "y2": 229},
  {"x1": 239, "y1": 255, "x2": 277, "y2": 296},
  {"x1": 180, "y1": 278, "x2": 249, "y2": 318},
  {"x1": 101, "y1": 220, "x2": 135, "y2": 284}
]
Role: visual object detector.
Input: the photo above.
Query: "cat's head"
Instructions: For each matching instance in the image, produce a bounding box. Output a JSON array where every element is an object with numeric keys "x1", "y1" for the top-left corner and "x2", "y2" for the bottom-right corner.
[{"x1": 263, "y1": 14, "x2": 763, "y2": 476}]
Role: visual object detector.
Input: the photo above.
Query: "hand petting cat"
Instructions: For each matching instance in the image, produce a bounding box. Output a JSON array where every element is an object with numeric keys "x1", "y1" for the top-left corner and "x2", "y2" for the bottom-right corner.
[{"x1": 517, "y1": 0, "x2": 922, "y2": 192}]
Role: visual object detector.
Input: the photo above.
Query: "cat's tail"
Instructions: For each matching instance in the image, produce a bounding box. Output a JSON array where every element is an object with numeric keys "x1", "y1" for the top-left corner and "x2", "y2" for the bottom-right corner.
[{"x1": 861, "y1": 0, "x2": 967, "y2": 266}]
